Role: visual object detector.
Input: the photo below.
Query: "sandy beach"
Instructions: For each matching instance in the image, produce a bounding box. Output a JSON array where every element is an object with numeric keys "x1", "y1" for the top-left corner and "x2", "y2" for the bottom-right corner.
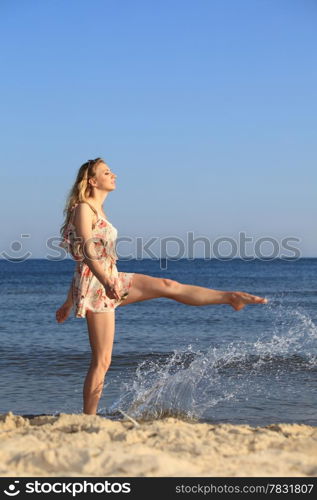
[{"x1": 0, "y1": 412, "x2": 316, "y2": 477}]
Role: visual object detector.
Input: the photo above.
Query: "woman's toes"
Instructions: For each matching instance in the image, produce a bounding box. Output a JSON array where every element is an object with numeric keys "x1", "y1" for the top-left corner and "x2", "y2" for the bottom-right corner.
[
  {"x1": 230, "y1": 291, "x2": 268, "y2": 310},
  {"x1": 256, "y1": 296, "x2": 268, "y2": 303}
]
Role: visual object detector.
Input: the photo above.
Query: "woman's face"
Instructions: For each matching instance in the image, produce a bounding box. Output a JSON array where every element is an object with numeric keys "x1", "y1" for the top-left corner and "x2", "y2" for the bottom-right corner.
[{"x1": 93, "y1": 162, "x2": 117, "y2": 191}]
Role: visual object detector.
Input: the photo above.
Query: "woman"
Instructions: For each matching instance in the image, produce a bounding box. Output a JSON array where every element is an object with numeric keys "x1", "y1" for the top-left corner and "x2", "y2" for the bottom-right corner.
[{"x1": 56, "y1": 157, "x2": 268, "y2": 415}]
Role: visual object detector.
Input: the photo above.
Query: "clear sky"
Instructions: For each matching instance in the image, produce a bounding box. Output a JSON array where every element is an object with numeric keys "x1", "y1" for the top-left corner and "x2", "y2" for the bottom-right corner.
[{"x1": 1, "y1": 0, "x2": 316, "y2": 260}]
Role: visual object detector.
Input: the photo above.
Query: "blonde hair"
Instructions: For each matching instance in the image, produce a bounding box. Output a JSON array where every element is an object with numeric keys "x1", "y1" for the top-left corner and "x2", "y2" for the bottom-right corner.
[{"x1": 60, "y1": 157, "x2": 105, "y2": 239}]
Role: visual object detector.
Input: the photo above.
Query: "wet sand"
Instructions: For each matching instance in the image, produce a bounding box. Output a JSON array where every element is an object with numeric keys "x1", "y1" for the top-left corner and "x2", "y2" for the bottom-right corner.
[{"x1": 0, "y1": 412, "x2": 316, "y2": 477}]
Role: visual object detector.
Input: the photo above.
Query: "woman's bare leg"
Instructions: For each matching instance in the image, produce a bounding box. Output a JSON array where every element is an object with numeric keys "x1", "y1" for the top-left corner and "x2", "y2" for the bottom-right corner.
[
  {"x1": 83, "y1": 310, "x2": 115, "y2": 415},
  {"x1": 166, "y1": 282, "x2": 267, "y2": 311},
  {"x1": 118, "y1": 274, "x2": 267, "y2": 311}
]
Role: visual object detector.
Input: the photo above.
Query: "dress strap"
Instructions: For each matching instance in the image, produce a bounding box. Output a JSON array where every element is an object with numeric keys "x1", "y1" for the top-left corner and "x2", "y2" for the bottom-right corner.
[
  {"x1": 71, "y1": 201, "x2": 98, "y2": 226},
  {"x1": 80, "y1": 201, "x2": 98, "y2": 218}
]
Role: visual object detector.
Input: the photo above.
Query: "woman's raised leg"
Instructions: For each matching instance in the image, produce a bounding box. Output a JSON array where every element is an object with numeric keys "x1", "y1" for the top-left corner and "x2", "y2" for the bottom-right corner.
[
  {"x1": 83, "y1": 310, "x2": 115, "y2": 415},
  {"x1": 118, "y1": 274, "x2": 267, "y2": 311}
]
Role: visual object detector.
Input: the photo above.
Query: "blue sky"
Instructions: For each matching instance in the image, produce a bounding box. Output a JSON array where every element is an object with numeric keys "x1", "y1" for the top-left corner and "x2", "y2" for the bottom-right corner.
[{"x1": 1, "y1": 0, "x2": 316, "y2": 259}]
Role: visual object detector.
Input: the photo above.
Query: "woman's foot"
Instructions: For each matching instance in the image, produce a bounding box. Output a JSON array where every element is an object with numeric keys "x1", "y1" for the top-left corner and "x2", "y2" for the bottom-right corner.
[{"x1": 229, "y1": 291, "x2": 268, "y2": 311}]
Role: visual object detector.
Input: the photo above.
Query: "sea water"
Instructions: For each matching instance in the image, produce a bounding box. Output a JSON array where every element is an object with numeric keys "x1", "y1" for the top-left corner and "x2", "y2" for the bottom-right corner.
[{"x1": 0, "y1": 258, "x2": 316, "y2": 426}]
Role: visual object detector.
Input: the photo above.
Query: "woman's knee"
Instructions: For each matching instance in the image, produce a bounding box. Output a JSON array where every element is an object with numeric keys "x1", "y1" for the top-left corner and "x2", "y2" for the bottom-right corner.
[
  {"x1": 90, "y1": 355, "x2": 112, "y2": 373},
  {"x1": 162, "y1": 278, "x2": 178, "y2": 286},
  {"x1": 161, "y1": 278, "x2": 181, "y2": 296}
]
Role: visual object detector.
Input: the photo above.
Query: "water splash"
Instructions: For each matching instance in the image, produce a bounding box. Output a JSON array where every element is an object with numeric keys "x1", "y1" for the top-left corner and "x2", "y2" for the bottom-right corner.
[{"x1": 109, "y1": 300, "x2": 317, "y2": 421}]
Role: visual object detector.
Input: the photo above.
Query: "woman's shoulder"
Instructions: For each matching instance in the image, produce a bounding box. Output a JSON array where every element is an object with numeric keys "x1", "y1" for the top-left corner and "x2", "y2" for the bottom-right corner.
[
  {"x1": 76, "y1": 200, "x2": 98, "y2": 214},
  {"x1": 72, "y1": 201, "x2": 98, "y2": 228}
]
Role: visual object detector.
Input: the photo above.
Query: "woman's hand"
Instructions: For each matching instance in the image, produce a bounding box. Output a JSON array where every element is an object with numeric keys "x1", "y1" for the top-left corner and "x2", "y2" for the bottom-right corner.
[
  {"x1": 104, "y1": 278, "x2": 121, "y2": 301},
  {"x1": 55, "y1": 301, "x2": 73, "y2": 323}
]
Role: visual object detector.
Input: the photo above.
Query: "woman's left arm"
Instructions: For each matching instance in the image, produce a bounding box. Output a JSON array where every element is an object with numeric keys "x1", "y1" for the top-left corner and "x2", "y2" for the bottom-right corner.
[
  {"x1": 65, "y1": 278, "x2": 74, "y2": 305},
  {"x1": 55, "y1": 277, "x2": 74, "y2": 323}
]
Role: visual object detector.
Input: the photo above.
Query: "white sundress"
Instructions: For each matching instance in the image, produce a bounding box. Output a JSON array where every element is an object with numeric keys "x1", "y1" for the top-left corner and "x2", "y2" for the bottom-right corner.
[{"x1": 59, "y1": 202, "x2": 134, "y2": 318}]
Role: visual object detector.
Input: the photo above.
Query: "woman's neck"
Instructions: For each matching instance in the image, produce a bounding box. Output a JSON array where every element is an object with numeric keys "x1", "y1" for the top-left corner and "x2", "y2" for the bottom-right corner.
[{"x1": 86, "y1": 195, "x2": 107, "y2": 212}]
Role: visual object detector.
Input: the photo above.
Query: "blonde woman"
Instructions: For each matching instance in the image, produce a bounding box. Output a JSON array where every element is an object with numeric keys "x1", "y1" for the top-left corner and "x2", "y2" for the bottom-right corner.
[{"x1": 56, "y1": 157, "x2": 268, "y2": 415}]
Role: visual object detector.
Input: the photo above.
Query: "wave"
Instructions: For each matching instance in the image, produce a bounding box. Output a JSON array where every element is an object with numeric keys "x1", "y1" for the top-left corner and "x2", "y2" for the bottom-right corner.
[{"x1": 108, "y1": 303, "x2": 317, "y2": 421}]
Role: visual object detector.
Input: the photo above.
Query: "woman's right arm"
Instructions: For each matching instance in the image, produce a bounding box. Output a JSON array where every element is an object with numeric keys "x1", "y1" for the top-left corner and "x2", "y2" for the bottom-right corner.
[{"x1": 75, "y1": 203, "x2": 119, "y2": 298}]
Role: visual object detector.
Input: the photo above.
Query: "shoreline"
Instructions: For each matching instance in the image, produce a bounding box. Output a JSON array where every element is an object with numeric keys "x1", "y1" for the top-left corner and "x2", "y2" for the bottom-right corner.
[
  {"x1": 17, "y1": 412, "x2": 316, "y2": 427},
  {"x1": 0, "y1": 412, "x2": 316, "y2": 477}
]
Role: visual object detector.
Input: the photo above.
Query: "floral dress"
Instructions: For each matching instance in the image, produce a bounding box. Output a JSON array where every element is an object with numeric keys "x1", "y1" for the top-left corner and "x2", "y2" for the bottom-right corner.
[{"x1": 59, "y1": 202, "x2": 134, "y2": 318}]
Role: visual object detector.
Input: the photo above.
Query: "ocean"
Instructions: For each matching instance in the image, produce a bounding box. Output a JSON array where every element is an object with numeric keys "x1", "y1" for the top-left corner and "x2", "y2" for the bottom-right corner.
[{"x1": 0, "y1": 258, "x2": 316, "y2": 426}]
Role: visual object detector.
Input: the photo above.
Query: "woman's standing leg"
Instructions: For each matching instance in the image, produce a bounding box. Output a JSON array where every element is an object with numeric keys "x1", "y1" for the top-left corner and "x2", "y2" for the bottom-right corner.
[{"x1": 83, "y1": 311, "x2": 115, "y2": 415}]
